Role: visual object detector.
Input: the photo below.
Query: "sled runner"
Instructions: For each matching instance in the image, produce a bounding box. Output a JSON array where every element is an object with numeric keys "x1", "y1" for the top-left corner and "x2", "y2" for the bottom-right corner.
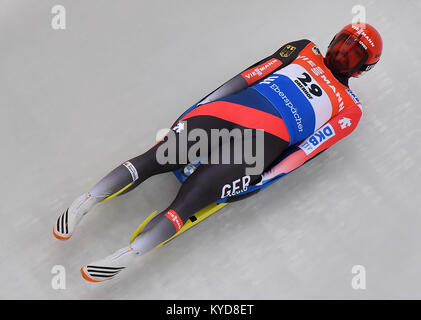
[
  {"x1": 129, "y1": 160, "x2": 290, "y2": 247},
  {"x1": 129, "y1": 202, "x2": 228, "y2": 246}
]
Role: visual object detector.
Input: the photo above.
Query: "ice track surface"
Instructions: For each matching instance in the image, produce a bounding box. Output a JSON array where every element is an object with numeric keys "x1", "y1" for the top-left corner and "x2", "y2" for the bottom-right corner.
[{"x1": 0, "y1": 0, "x2": 420, "y2": 299}]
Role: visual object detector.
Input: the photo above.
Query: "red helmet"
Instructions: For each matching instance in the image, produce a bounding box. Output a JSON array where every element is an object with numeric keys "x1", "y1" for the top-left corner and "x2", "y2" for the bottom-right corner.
[{"x1": 326, "y1": 23, "x2": 383, "y2": 78}]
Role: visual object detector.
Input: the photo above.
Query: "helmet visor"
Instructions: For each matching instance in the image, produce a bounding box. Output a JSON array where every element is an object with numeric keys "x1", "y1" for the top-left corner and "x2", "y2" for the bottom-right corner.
[{"x1": 327, "y1": 33, "x2": 369, "y2": 76}]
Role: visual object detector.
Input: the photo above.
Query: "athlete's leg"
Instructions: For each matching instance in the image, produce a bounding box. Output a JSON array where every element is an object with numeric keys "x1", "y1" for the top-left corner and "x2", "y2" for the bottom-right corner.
[
  {"x1": 128, "y1": 162, "x2": 251, "y2": 254},
  {"x1": 129, "y1": 131, "x2": 288, "y2": 255},
  {"x1": 81, "y1": 131, "x2": 289, "y2": 282},
  {"x1": 52, "y1": 111, "x2": 187, "y2": 240},
  {"x1": 52, "y1": 138, "x2": 183, "y2": 240},
  {"x1": 53, "y1": 114, "x2": 240, "y2": 240}
]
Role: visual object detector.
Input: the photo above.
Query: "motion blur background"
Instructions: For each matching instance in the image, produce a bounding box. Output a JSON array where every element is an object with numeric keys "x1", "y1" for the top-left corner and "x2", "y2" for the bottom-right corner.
[{"x1": 0, "y1": 0, "x2": 420, "y2": 299}]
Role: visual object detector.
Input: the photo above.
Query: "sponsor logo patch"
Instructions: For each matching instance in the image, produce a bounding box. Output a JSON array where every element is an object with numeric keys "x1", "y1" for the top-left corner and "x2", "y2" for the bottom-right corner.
[
  {"x1": 164, "y1": 209, "x2": 183, "y2": 232},
  {"x1": 269, "y1": 83, "x2": 304, "y2": 133},
  {"x1": 123, "y1": 161, "x2": 139, "y2": 182},
  {"x1": 279, "y1": 45, "x2": 296, "y2": 58},
  {"x1": 182, "y1": 164, "x2": 197, "y2": 177},
  {"x1": 351, "y1": 25, "x2": 375, "y2": 47},
  {"x1": 241, "y1": 58, "x2": 282, "y2": 84},
  {"x1": 346, "y1": 88, "x2": 360, "y2": 103},
  {"x1": 312, "y1": 45, "x2": 321, "y2": 56},
  {"x1": 173, "y1": 121, "x2": 185, "y2": 133},
  {"x1": 298, "y1": 124, "x2": 335, "y2": 155},
  {"x1": 338, "y1": 117, "x2": 352, "y2": 129}
]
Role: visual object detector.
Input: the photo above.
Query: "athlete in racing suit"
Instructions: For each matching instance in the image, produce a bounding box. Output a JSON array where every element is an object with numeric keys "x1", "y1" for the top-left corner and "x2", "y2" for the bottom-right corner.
[{"x1": 53, "y1": 23, "x2": 383, "y2": 282}]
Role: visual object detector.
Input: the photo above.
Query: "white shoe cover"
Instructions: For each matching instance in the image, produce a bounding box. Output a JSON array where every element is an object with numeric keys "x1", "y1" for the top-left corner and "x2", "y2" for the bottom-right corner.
[
  {"x1": 81, "y1": 246, "x2": 137, "y2": 282},
  {"x1": 53, "y1": 193, "x2": 97, "y2": 240}
]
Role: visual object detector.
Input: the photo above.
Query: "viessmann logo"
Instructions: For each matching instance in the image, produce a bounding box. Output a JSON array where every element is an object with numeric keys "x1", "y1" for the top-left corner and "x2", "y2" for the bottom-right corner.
[
  {"x1": 351, "y1": 25, "x2": 375, "y2": 47},
  {"x1": 297, "y1": 55, "x2": 345, "y2": 112},
  {"x1": 164, "y1": 210, "x2": 183, "y2": 232},
  {"x1": 241, "y1": 58, "x2": 282, "y2": 84}
]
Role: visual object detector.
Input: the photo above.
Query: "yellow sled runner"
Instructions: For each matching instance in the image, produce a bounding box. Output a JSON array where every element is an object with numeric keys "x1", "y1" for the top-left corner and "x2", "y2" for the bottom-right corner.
[
  {"x1": 129, "y1": 202, "x2": 228, "y2": 248},
  {"x1": 129, "y1": 163, "x2": 230, "y2": 249}
]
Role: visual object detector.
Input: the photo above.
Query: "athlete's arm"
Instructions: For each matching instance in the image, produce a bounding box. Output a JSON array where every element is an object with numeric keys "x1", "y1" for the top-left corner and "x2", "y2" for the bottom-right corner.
[
  {"x1": 197, "y1": 39, "x2": 311, "y2": 105},
  {"x1": 259, "y1": 104, "x2": 363, "y2": 183}
]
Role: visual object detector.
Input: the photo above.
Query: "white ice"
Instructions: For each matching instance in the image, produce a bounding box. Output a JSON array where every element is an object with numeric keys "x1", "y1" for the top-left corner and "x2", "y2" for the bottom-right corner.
[{"x1": 0, "y1": 0, "x2": 420, "y2": 299}]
